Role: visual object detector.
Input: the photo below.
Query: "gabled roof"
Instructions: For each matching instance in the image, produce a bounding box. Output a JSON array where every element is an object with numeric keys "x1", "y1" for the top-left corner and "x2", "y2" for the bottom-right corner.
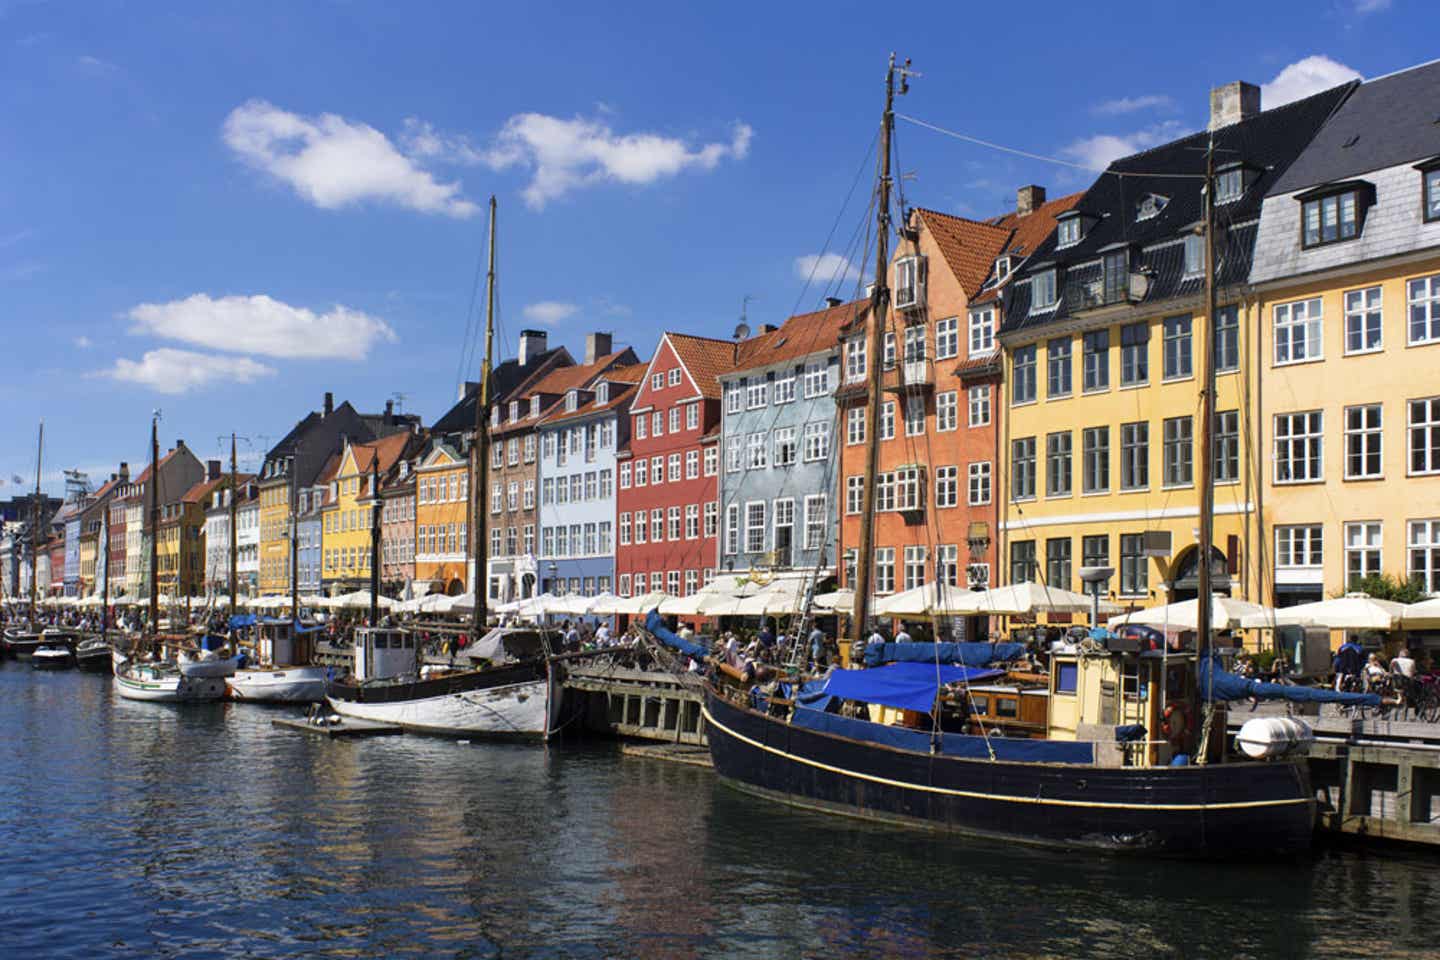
[
  {"x1": 348, "y1": 431, "x2": 412, "y2": 477},
  {"x1": 601, "y1": 363, "x2": 648, "y2": 385},
  {"x1": 726, "y1": 298, "x2": 865, "y2": 376},
  {"x1": 1271, "y1": 60, "x2": 1439, "y2": 194},
  {"x1": 660, "y1": 332, "x2": 750, "y2": 400},
  {"x1": 971, "y1": 192, "x2": 1086, "y2": 306},
  {"x1": 914, "y1": 208, "x2": 1013, "y2": 297},
  {"x1": 315, "y1": 452, "x2": 342, "y2": 486},
  {"x1": 491, "y1": 350, "x2": 641, "y2": 436},
  {"x1": 419, "y1": 440, "x2": 465, "y2": 468},
  {"x1": 430, "y1": 346, "x2": 572, "y2": 435},
  {"x1": 182, "y1": 476, "x2": 223, "y2": 504},
  {"x1": 538, "y1": 381, "x2": 640, "y2": 427}
]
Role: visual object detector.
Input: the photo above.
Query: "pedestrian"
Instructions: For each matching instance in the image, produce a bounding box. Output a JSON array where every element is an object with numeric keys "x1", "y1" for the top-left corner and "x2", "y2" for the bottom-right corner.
[{"x1": 895, "y1": 621, "x2": 913, "y2": 644}]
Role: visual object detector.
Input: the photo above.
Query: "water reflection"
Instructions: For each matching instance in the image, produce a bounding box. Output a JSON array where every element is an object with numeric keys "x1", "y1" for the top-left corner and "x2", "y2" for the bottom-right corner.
[{"x1": 1, "y1": 662, "x2": 1437, "y2": 959}]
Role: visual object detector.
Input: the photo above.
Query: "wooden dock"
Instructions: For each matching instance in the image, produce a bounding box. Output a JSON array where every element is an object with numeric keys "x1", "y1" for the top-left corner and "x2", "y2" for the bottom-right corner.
[
  {"x1": 563, "y1": 663, "x2": 707, "y2": 745},
  {"x1": 272, "y1": 716, "x2": 403, "y2": 739},
  {"x1": 620, "y1": 742, "x2": 714, "y2": 768},
  {"x1": 1227, "y1": 704, "x2": 1440, "y2": 846}
]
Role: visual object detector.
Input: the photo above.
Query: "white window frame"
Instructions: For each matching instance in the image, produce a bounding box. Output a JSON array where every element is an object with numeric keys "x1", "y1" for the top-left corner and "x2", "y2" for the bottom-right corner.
[
  {"x1": 845, "y1": 475, "x2": 864, "y2": 515},
  {"x1": 1344, "y1": 286, "x2": 1383, "y2": 355},
  {"x1": 968, "y1": 461, "x2": 992, "y2": 506},
  {"x1": 803, "y1": 494, "x2": 826, "y2": 551},
  {"x1": 1409, "y1": 519, "x2": 1440, "y2": 595},
  {"x1": 802, "y1": 421, "x2": 830, "y2": 461},
  {"x1": 936, "y1": 317, "x2": 959, "y2": 359},
  {"x1": 936, "y1": 391, "x2": 958, "y2": 432},
  {"x1": 744, "y1": 501, "x2": 766, "y2": 555},
  {"x1": 1274, "y1": 410, "x2": 1324, "y2": 484},
  {"x1": 747, "y1": 432, "x2": 768, "y2": 469},
  {"x1": 1030, "y1": 270, "x2": 1057, "y2": 312},
  {"x1": 1344, "y1": 521, "x2": 1382, "y2": 586},
  {"x1": 1409, "y1": 274, "x2": 1440, "y2": 346},
  {"x1": 775, "y1": 372, "x2": 797, "y2": 405},
  {"x1": 935, "y1": 465, "x2": 958, "y2": 509},
  {"x1": 1410, "y1": 397, "x2": 1440, "y2": 476},
  {"x1": 1344, "y1": 403, "x2": 1383, "y2": 480},
  {"x1": 668, "y1": 368, "x2": 681, "y2": 387},
  {"x1": 773, "y1": 426, "x2": 797, "y2": 467},
  {"x1": 803, "y1": 361, "x2": 829, "y2": 398},
  {"x1": 703, "y1": 446, "x2": 718, "y2": 476},
  {"x1": 968, "y1": 385, "x2": 991, "y2": 427},
  {"x1": 1275, "y1": 524, "x2": 1323, "y2": 569},
  {"x1": 846, "y1": 407, "x2": 866, "y2": 446},
  {"x1": 1274, "y1": 297, "x2": 1323, "y2": 365},
  {"x1": 968, "y1": 308, "x2": 995, "y2": 355}
]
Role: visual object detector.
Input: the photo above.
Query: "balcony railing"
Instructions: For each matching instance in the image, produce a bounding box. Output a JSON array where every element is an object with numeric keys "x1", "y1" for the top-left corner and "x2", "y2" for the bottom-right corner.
[{"x1": 1063, "y1": 271, "x2": 1150, "y2": 312}]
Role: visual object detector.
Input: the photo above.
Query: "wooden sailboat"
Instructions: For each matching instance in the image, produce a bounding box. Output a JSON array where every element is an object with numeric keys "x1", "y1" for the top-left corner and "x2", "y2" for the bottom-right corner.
[
  {"x1": 686, "y1": 54, "x2": 1375, "y2": 858},
  {"x1": 3, "y1": 422, "x2": 48, "y2": 660},
  {"x1": 326, "y1": 197, "x2": 561, "y2": 737},
  {"x1": 114, "y1": 413, "x2": 227, "y2": 702}
]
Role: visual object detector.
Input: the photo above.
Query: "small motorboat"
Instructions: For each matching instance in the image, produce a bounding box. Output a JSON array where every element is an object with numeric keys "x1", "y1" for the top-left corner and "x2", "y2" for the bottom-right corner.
[
  {"x1": 114, "y1": 653, "x2": 227, "y2": 702},
  {"x1": 3, "y1": 628, "x2": 46, "y2": 660},
  {"x1": 32, "y1": 643, "x2": 75, "y2": 670},
  {"x1": 75, "y1": 636, "x2": 114, "y2": 674}
]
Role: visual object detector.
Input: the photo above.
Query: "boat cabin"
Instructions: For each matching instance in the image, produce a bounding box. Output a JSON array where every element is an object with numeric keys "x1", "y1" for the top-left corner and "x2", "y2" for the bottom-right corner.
[
  {"x1": 255, "y1": 618, "x2": 313, "y2": 667},
  {"x1": 1046, "y1": 649, "x2": 1197, "y2": 766},
  {"x1": 961, "y1": 684, "x2": 1048, "y2": 737},
  {"x1": 354, "y1": 627, "x2": 417, "y2": 681}
]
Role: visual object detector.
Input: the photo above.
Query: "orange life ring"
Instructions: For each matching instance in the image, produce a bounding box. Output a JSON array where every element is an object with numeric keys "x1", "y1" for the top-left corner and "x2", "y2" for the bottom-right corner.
[{"x1": 1161, "y1": 701, "x2": 1190, "y2": 744}]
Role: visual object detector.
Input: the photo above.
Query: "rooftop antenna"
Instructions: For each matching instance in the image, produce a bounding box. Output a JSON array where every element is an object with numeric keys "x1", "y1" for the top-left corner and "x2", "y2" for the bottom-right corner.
[{"x1": 390, "y1": 391, "x2": 409, "y2": 414}]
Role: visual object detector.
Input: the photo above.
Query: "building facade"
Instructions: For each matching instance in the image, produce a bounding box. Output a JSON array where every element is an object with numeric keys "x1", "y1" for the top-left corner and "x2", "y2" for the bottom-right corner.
[
  {"x1": 536, "y1": 367, "x2": 644, "y2": 596},
  {"x1": 615, "y1": 333, "x2": 730, "y2": 599},
  {"x1": 380, "y1": 454, "x2": 416, "y2": 595},
  {"x1": 718, "y1": 301, "x2": 850, "y2": 580},
  {"x1": 997, "y1": 82, "x2": 1349, "y2": 609},
  {"x1": 1248, "y1": 61, "x2": 1440, "y2": 604},
  {"x1": 414, "y1": 441, "x2": 470, "y2": 596}
]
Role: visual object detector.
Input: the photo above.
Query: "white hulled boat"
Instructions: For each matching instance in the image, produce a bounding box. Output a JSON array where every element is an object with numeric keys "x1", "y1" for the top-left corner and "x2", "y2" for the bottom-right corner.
[{"x1": 228, "y1": 618, "x2": 328, "y2": 703}]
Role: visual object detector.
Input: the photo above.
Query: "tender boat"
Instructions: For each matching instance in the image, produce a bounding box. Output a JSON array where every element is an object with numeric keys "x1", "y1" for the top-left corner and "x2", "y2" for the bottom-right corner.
[
  {"x1": 326, "y1": 627, "x2": 559, "y2": 738},
  {"x1": 227, "y1": 618, "x2": 328, "y2": 704},
  {"x1": 31, "y1": 643, "x2": 75, "y2": 670},
  {"x1": 75, "y1": 636, "x2": 114, "y2": 674},
  {"x1": 3, "y1": 628, "x2": 47, "y2": 660},
  {"x1": 112, "y1": 649, "x2": 227, "y2": 702}
]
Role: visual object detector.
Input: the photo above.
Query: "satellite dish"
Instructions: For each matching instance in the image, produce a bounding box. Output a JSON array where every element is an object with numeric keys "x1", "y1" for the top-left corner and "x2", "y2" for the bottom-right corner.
[{"x1": 733, "y1": 322, "x2": 751, "y2": 341}]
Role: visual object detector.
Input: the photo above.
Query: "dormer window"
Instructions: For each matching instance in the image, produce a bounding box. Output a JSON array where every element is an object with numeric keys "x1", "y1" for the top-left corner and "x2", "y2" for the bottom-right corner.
[
  {"x1": 1418, "y1": 159, "x2": 1440, "y2": 223},
  {"x1": 565, "y1": 389, "x2": 578, "y2": 412},
  {"x1": 1183, "y1": 234, "x2": 1205, "y2": 277},
  {"x1": 994, "y1": 255, "x2": 1011, "y2": 281},
  {"x1": 1031, "y1": 268, "x2": 1058, "y2": 311},
  {"x1": 509, "y1": 401, "x2": 519, "y2": 421},
  {"x1": 1298, "y1": 181, "x2": 1373, "y2": 249},
  {"x1": 529, "y1": 396, "x2": 540, "y2": 418},
  {"x1": 490, "y1": 406, "x2": 501, "y2": 428},
  {"x1": 1056, "y1": 214, "x2": 1081, "y2": 248},
  {"x1": 895, "y1": 256, "x2": 926, "y2": 309},
  {"x1": 1215, "y1": 166, "x2": 1245, "y2": 204},
  {"x1": 1137, "y1": 194, "x2": 1169, "y2": 221},
  {"x1": 595, "y1": 382, "x2": 609, "y2": 404}
]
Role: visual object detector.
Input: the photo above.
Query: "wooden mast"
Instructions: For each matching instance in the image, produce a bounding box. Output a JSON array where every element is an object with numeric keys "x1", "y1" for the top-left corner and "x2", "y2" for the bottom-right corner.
[
  {"x1": 369, "y1": 450, "x2": 381, "y2": 627},
  {"x1": 147, "y1": 413, "x2": 159, "y2": 641},
  {"x1": 1196, "y1": 138, "x2": 1218, "y2": 665},
  {"x1": 29, "y1": 420, "x2": 42, "y2": 623},
  {"x1": 289, "y1": 445, "x2": 299, "y2": 620},
  {"x1": 101, "y1": 482, "x2": 110, "y2": 640},
  {"x1": 229, "y1": 433, "x2": 239, "y2": 621},
  {"x1": 470, "y1": 196, "x2": 497, "y2": 639},
  {"x1": 849, "y1": 55, "x2": 900, "y2": 649}
]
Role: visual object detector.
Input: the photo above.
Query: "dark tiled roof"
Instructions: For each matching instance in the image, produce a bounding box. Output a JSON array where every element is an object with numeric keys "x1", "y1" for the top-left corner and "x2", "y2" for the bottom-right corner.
[
  {"x1": 1001, "y1": 83, "x2": 1352, "y2": 336},
  {"x1": 431, "y1": 347, "x2": 570, "y2": 435},
  {"x1": 1271, "y1": 62, "x2": 1440, "y2": 195}
]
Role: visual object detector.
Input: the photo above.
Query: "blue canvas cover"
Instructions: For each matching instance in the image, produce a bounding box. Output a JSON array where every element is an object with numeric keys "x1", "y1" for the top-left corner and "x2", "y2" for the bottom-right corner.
[
  {"x1": 819, "y1": 662, "x2": 1003, "y2": 713},
  {"x1": 864, "y1": 641, "x2": 1027, "y2": 668},
  {"x1": 228, "y1": 614, "x2": 257, "y2": 630},
  {"x1": 790, "y1": 707, "x2": 1095, "y2": 764},
  {"x1": 1197, "y1": 656, "x2": 1380, "y2": 707},
  {"x1": 645, "y1": 609, "x2": 709, "y2": 660}
]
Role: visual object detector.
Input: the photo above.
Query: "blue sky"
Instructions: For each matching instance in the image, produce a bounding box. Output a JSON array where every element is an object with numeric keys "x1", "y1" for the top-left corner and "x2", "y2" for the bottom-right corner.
[{"x1": 0, "y1": 0, "x2": 1426, "y2": 494}]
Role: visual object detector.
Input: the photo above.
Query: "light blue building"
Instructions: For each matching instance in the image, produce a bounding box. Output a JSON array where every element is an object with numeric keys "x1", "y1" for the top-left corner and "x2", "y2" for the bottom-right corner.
[
  {"x1": 717, "y1": 301, "x2": 853, "y2": 578},
  {"x1": 296, "y1": 480, "x2": 324, "y2": 596},
  {"x1": 536, "y1": 373, "x2": 639, "y2": 596}
]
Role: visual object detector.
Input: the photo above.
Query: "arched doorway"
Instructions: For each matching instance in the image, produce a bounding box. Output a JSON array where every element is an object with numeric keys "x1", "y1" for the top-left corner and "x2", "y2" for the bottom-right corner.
[{"x1": 1167, "y1": 545, "x2": 1230, "y2": 602}]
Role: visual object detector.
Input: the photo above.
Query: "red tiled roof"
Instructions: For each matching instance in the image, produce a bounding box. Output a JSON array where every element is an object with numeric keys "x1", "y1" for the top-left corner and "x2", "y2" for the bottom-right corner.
[
  {"x1": 493, "y1": 352, "x2": 642, "y2": 436},
  {"x1": 729, "y1": 298, "x2": 866, "y2": 375},
  {"x1": 182, "y1": 476, "x2": 223, "y2": 504},
  {"x1": 538, "y1": 382, "x2": 640, "y2": 427},
  {"x1": 915, "y1": 208, "x2": 1013, "y2": 298},
  {"x1": 602, "y1": 364, "x2": 649, "y2": 384},
  {"x1": 664, "y1": 333, "x2": 748, "y2": 400},
  {"x1": 988, "y1": 191, "x2": 1085, "y2": 259},
  {"x1": 350, "y1": 431, "x2": 410, "y2": 477}
]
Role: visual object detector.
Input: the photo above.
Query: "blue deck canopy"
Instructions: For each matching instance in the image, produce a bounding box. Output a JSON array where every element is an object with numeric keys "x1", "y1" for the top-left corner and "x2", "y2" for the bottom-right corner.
[
  {"x1": 864, "y1": 641, "x2": 1027, "y2": 668},
  {"x1": 820, "y1": 661, "x2": 1003, "y2": 714}
]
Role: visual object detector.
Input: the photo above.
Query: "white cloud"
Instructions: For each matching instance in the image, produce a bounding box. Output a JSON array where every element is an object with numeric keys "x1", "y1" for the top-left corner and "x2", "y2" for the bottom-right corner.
[
  {"x1": 1060, "y1": 121, "x2": 1185, "y2": 171},
  {"x1": 101, "y1": 349, "x2": 276, "y2": 394},
  {"x1": 1091, "y1": 94, "x2": 1176, "y2": 116},
  {"x1": 1261, "y1": 55, "x2": 1362, "y2": 108},
  {"x1": 482, "y1": 113, "x2": 753, "y2": 208},
  {"x1": 222, "y1": 100, "x2": 479, "y2": 218},
  {"x1": 73, "y1": 335, "x2": 92, "y2": 349},
  {"x1": 522, "y1": 301, "x2": 579, "y2": 326},
  {"x1": 127, "y1": 293, "x2": 397, "y2": 361},
  {"x1": 1353, "y1": 0, "x2": 1390, "y2": 13},
  {"x1": 794, "y1": 253, "x2": 860, "y2": 286}
]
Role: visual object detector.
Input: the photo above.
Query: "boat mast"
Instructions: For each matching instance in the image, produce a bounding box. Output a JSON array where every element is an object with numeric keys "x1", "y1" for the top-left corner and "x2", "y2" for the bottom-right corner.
[
  {"x1": 369, "y1": 450, "x2": 381, "y2": 627},
  {"x1": 102, "y1": 484, "x2": 110, "y2": 640},
  {"x1": 849, "y1": 55, "x2": 902, "y2": 649},
  {"x1": 470, "y1": 196, "x2": 497, "y2": 639},
  {"x1": 30, "y1": 420, "x2": 41, "y2": 623},
  {"x1": 289, "y1": 445, "x2": 299, "y2": 620},
  {"x1": 229, "y1": 433, "x2": 238, "y2": 621},
  {"x1": 1196, "y1": 138, "x2": 1218, "y2": 665},
  {"x1": 148, "y1": 412, "x2": 160, "y2": 641}
]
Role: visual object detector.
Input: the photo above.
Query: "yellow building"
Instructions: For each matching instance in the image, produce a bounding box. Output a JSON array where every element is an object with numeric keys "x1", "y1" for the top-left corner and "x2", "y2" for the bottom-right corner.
[
  {"x1": 1248, "y1": 62, "x2": 1440, "y2": 606},
  {"x1": 258, "y1": 472, "x2": 291, "y2": 594},
  {"x1": 997, "y1": 82, "x2": 1348, "y2": 610},
  {"x1": 321, "y1": 434, "x2": 413, "y2": 595},
  {"x1": 413, "y1": 440, "x2": 470, "y2": 596}
]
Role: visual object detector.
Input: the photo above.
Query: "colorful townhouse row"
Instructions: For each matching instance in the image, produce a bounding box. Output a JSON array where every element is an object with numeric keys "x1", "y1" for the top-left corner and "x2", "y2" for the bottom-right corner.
[{"x1": 5, "y1": 60, "x2": 1440, "y2": 618}]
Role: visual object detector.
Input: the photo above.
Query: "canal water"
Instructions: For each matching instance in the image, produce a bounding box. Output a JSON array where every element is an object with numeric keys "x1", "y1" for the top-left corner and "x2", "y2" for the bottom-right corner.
[{"x1": 1, "y1": 663, "x2": 1435, "y2": 960}]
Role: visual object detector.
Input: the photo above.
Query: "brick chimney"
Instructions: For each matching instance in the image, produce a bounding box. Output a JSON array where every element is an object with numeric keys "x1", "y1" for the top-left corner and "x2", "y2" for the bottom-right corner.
[
  {"x1": 384, "y1": 398, "x2": 394, "y2": 425},
  {"x1": 206, "y1": 460, "x2": 221, "y2": 480},
  {"x1": 118, "y1": 462, "x2": 129, "y2": 482},
  {"x1": 585, "y1": 332, "x2": 612, "y2": 364},
  {"x1": 323, "y1": 392, "x2": 334, "y2": 416},
  {"x1": 1209, "y1": 81, "x2": 1260, "y2": 130},
  {"x1": 1017, "y1": 185, "x2": 1046, "y2": 217},
  {"x1": 824, "y1": 296, "x2": 843, "y2": 308},
  {"x1": 519, "y1": 329, "x2": 548, "y2": 366}
]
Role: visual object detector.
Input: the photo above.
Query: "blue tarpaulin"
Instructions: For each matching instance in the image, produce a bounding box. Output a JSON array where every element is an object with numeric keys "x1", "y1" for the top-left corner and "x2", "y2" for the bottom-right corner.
[
  {"x1": 789, "y1": 707, "x2": 1095, "y2": 764},
  {"x1": 645, "y1": 610, "x2": 709, "y2": 660},
  {"x1": 864, "y1": 641, "x2": 1027, "y2": 668},
  {"x1": 228, "y1": 614, "x2": 257, "y2": 630},
  {"x1": 819, "y1": 661, "x2": 1003, "y2": 713},
  {"x1": 1197, "y1": 656, "x2": 1380, "y2": 707}
]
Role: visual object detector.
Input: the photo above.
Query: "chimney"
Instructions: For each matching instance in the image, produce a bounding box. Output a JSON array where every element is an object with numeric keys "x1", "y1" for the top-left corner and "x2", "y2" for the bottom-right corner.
[
  {"x1": 384, "y1": 399, "x2": 394, "y2": 425},
  {"x1": 323, "y1": 392, "x2": 334, "y2": 416},
  {"x1": 585, "y1": 331, "x2": 612, "y2": 364},
  {"x1": 519, "y1": 329, "x2": 548, "y2": 366},
  {"x1": 1016, "y1": 185, "x2": 1046, "y2": 217},
  {"x1": 175, "y1": 439, "x2": 185, "y2": 451},
  {"x1": 1209, "y1": 81, "x2": 1260, "y2": 131},
  {"x1": 206, "y1": 460, "x2": 221, "y2": 480},
  {"x1": 757, "y1": 323, "x2": 779, "y2": 335},
  {"x1": 824, "y1": 296, "x2": 843, "y2": 308},
  {"x1": 119, "y1": 462, "x2": 129, "y2": 482}
]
